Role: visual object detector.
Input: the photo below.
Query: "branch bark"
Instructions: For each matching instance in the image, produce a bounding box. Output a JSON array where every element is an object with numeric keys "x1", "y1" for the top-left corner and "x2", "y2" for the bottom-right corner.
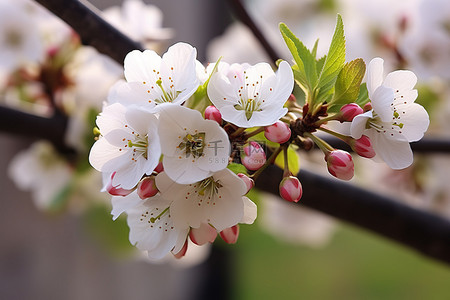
[
  {"x1": 34, "y1": 0, "x2": 144, "y2": 64},
  {"x1": 256, "y1": 166, "x2": 450, "y2": 265}
]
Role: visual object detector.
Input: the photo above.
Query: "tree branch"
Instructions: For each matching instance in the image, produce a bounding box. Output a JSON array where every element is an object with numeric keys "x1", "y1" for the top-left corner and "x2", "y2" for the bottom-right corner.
[
  {"x1": 34, "y1": 0, "x2": 144, "y2": 64},
  {"x1": 256, "y1": 166, "x2": 450, "y2": 265}
]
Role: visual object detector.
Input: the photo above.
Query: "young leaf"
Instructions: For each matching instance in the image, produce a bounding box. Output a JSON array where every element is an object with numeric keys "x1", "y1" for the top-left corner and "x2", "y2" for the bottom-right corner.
[
  {"x1": 355, "y1": 83, "x2": 370, "y2": 107},
  {"x1": 280, "y1": 23, "x2": 317, "y2": 93},
  {"x1": 274, "y1": 146, "x2": 300, "y2": 175},
  {"x1": 315, "y1": 14, "x2": 346, "y2": 104},
  {"x1": 328, "y1": 58, "x2": 366, "y2": 112}
]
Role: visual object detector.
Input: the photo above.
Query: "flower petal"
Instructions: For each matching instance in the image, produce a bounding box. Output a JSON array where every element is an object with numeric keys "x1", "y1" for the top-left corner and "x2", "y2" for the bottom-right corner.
[
  {"x1": 367, "y1": 131, "x2": 413, "y2": 169},
  {"x1": 350, "y1": 111, "x2": 372, "y2": 139},
  {"x1": 371, "y1": 85, "x2": 394, "y2": 122},
  {"x1": 366, "y1": 57, "x2": 384, "y2": 96}
]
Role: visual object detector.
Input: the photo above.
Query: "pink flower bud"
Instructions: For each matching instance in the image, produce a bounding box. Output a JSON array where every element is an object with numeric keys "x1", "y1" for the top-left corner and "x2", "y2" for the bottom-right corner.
[
  {"x1": 350, "y1": 135, "x2": 375, "y2": 158},
  {"x1": 264, "y1": 121, "x2": 291, "y2": 144},
  {"x1": 339, "y1": 103, "x2": 363, "y2": 122},
  {"x1": 106, "y1": 172, "x2": 133, "y2": 196},
  {"x1": 137, "y1": 176, "x2": 158, "y2": 199},
  {"x1": 205, "y1": 105, "x2": 222, "y2": 124},
  {"x1": 173, "y1": 239, "x2": 188, "y2": 259},
  {"x1": 279, "y1": 176, "x2": 302, "y2": 202},
  {"x1": 219, "y1": 225, "x2": 240, "y2": 244},
  {"x1": 154, "y1": 161, "x2": 164, "y2": 173},
  {"x1": 326, "y1": 150, "x2": 354, "y2": 180},
  {"x1": 237, "y1": 173, "x2": 254, "y2": 194},
  {"x1": 189, "y1": 223, "x2": 217, "y2": 246},
  {"x1": 242, "y1": 142, "x2": 266, "y2": 171}
]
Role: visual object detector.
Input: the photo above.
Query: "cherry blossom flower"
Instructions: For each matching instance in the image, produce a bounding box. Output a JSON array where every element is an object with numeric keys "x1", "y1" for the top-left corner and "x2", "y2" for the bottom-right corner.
[
  {"x1": 89, "y1": 103, "x2": 161, "y2": 189},
  {"x1": 108, "y1": 42, "x2": 199, "y2": 111},
  {"x1": 207, "y1": 61, "x2": 293, "y2": 127},
  {"x1": 0, "y1": 1, "x2": 44, "y2": 73},
  {"x1": 103, "y1": 0, "x2": 173, "y2": 47},
  {"x1": 112, "y1": 191, "x2": 189, "y2": 260},
  {"x1": 156, "y1": 169, "x2": 257, "y2": 231},
  {"x1": 350, "y1": 57, "x2": 429, "y2": 169},
  {"x1": 158, "y1": 105, "x2": 230, "y2": 184}
]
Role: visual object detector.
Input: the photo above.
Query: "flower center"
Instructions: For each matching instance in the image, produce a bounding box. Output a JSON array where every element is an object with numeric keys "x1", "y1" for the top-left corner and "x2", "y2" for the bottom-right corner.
[
  {"x1": 178, "y1": 132, "x2": 206, "y2": 158},
  {"x1": 126, "y1": 134, "x2": 149, "y2": 160},
  {"x1": 198, "y1": 177, "x2": 223, "y2": 197},
  {"x1": 234, "y1": 98, "x2": 262, "y2": 121},
  {"x1": 154, "y1": 78, "x2": 182, "y2": 104},
  {"x1": 5, "y1": 28, "x2": 23, "y2": 49}
]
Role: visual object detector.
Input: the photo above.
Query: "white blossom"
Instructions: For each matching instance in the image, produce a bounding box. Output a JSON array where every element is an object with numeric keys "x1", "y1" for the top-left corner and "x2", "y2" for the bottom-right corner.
[
  {"x1": 156, "y1": 169, "x2": 257, "y2": 232},
  {"x1": 351, "y1": 57, "x2": 429, "y2": 169},
  {"x1": 89, "y1": 103, "x2": 161, "y2": 189},
  {"x1": 207, "y1": 61, "x2": 293, "y2": 127},
  {"x1": 158, "y1": 105, "x2": 230, "y2": 184},
  {"x1": 108, "y1": 42, "x2": 199, "y2": 111}
]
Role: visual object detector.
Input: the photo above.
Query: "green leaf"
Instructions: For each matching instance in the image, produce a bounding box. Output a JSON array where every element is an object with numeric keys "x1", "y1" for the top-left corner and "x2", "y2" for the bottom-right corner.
[
  {"x1": 280, "y1": 23, "x2": 317, "y2": 93},
  {"x1": 228, "y1": 162, "x2": 248, "y2": 175},
  {"x1": 328, "y1": 58, "x2": 366, "y2": 112},
  {"x1": 355, "y1": 83, "x2": 370, "y2": 108},
  {"x1": 315, "y1": 14, "x2": 346, "y2": 105},
  {"x1": 274, "y1": 146, "x2": 300, "y2": 175}
]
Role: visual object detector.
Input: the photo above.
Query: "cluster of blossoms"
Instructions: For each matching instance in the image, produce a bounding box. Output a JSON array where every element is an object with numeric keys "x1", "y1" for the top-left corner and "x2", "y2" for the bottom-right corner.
[{"x1": 89, "y1": 26, "x2": 429, "y2": 258}]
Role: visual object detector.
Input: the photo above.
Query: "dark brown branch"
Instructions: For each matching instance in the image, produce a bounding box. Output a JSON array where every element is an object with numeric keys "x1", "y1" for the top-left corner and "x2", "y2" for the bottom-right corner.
[
  {"x1": 256, "y1": 166, "x2": 450, "y2": 265},
  {"x1": 225, "y1": 0, "x2": 281, "y2": 65},
  {"x1": 34, "y1": 0, "x2": 144, "y2": 64}
]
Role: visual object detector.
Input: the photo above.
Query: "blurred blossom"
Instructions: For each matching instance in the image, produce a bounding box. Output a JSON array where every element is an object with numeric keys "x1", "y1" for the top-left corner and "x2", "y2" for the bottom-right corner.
[
  {"x1": 8, "y1": 141, "x2": 72, "y2": 210},
  {"x1": 103, "y1": 0, "x2": 173, "y2": 50},
  {"x1": 260, "y1": 193, "x2": 336, "y2": 248}
]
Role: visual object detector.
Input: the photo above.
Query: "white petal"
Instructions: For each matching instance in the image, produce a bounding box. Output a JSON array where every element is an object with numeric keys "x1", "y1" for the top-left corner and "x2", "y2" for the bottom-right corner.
[
  {"x1": 396, "y1": 103, "x2": 429, "y2": 142},
  {"x1": 163, "y1": 156, "x2": 212, "y2": 184},
  {"x1": 207, "y1": 72, "x2": 240, "y2": 109},
  {"x1": 368, "y1": 131, "x2": 413, "y2": 169},
  {"x1": 366, "y1": 57, "x2": 384, "y2": 96},
  {"x1": 350, "y1": 111, "x2": 372, "y2": 139},
  {"x1": 206, "y1": 188, "x2": 244, "y2": 231},
  {"x1": 89, "y1": 137, "x2": 127, "y2": 171},
  {"x1": 267, "y1": 61, "x2": 294, "y2": 106},
  {"x1": 371, "y1": 85, "x2": 394, "y2": 122},
  {"x1": 240, "y1": 196, "x2": 257, "y2": 224},
  {"x1": 111, "y1": 192, "x2": 141, "y2": 220},
  {"x1": 383, "y1": 70, "x2": 417, "y2": 92},
  {"x1": 124, "y1": 49, "x2": 161, "y2": 83}
]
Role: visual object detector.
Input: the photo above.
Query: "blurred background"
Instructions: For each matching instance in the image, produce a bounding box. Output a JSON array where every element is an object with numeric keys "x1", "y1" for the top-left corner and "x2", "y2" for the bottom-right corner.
[{"x1": 1, "y1": 0, "x2": 450, "y2": 299}]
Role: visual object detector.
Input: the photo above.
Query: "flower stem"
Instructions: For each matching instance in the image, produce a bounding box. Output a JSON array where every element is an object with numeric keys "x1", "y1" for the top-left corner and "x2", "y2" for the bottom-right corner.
[
  {"x1": 230, "y1": 127, "x2": 246, "y2": 139},
  {"x1": 314, "y1": 114, "x2": 339, "y2": 126},
  {"x1": 282, "y1": 145, "x2": 290, "y2": 178},
  {"x1": 244, "y1": 127, "x2": 265, "y2": 139},
  {"x1": 251, "y1": 146, "x2": 283, "y2": 180},
  {"x1": 304, "y1": 132, "x2": 334, "y2": 154},
  {"x1": 318, "y1": 126, "x2": 350, "y2": 141}
]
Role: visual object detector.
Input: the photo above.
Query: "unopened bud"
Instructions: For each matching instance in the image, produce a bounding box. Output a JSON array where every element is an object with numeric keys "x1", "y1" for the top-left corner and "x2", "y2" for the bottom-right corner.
[
  {"x1": 106, "y1": 172, "x2": 133, "y2": 196},
  {"x1": 137, "y1": 176, "x2": 158, "y2": 199},
  {"x1": 350, "y1": 135, "x2": 375, "y2": 158},
  {"x1": 237, "y1": 173, "x2": 254, "y2": 194},
  {"x1": 219, "y1": 225, "x2": 240, "y2": 244},
  {"x1": 189, "y1": 223, "x2": 217, "y2": 246},
  {"x1": 264, "y1": 121, "x2": 291, "y2": 144},
  {"x1": 242, "y1": 142, "x2": 266, "y2": 171},
  {"x1": 154, "y1": 161, "x2": 164, "y2": 173},
  {"x1": 326, "y1": 150, "x2": 354, "y2": 180},
  {"x1": 279, "y1": 176, "x2": 303, "y2": 203},
  {"x1": 205, "y1": 105, "x2": 222, "y2": 124},
  {"x1": 339, "y1": 103, "x2": 363, "y2": 122}
]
